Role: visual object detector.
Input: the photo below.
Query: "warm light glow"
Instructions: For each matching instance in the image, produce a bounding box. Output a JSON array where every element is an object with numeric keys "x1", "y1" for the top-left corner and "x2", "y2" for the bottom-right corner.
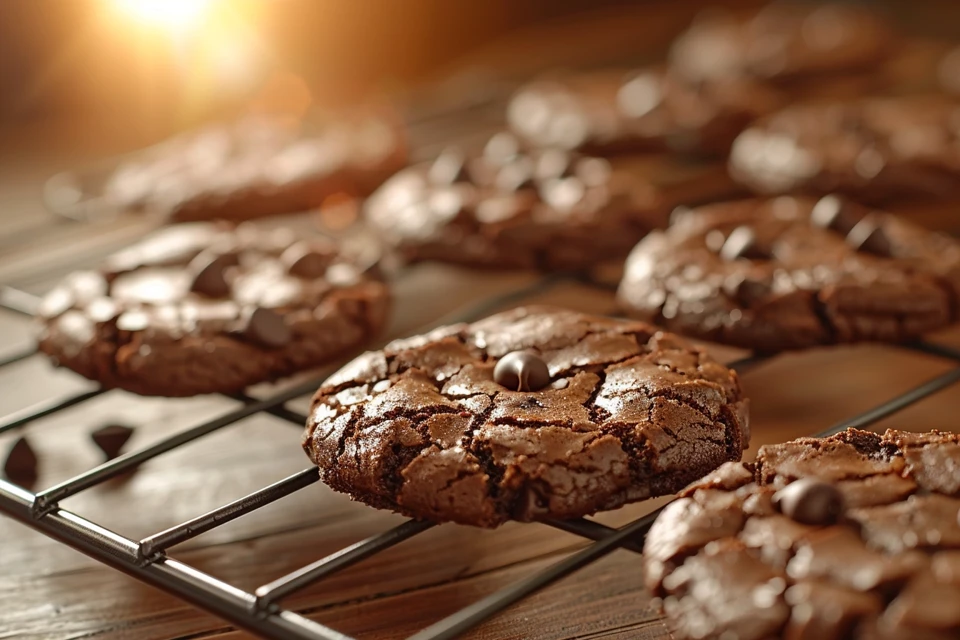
[{"x1": 113, "y1": 0, "x2": 214, "y2": 29}]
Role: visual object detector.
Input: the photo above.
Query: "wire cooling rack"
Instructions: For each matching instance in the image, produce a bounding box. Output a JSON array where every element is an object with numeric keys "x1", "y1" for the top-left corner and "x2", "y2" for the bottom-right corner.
[{"x1": 2, "y1": 272, "x2": 960, "y2": 640}]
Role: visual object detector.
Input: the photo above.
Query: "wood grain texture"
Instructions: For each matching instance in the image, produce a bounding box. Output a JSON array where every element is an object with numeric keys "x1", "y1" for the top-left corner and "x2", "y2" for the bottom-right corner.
[{"x1": 3, "y1": 3, "x2": 960, "y2": 639}]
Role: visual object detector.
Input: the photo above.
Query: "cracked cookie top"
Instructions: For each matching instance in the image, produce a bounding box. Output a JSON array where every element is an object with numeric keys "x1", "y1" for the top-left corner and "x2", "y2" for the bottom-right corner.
[
  {"x1": 302, "y1": 306, "x2": 748, "y2": 527},
  {"x1": 618, "y1": 196, "x2": 960, "y2": 352},
  {"x1": 644, "y1": 428, "x2": 960, "y2": 640},
  {"x1": 37, "y1": 222, "x2": 390, "y2": 396}
]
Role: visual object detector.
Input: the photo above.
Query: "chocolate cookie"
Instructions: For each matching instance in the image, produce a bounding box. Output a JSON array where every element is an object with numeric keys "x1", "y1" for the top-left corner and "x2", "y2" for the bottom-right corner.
[
  {"x1": 302, "y1": 306, "x2": 749, "y2": 527},
  {"x1": 507, "y1": 68, "x2": 782, "y2": 156},
  {"x1": 101, "y1": 113, "x2": 406, "y2": 222},
  {"x1": 670, "y1": 4, "x2": 896, "y2": 89},
  {"x1": 364, "y1": 132, "x2": 668, "y2": 270},
  {"x1": 618, "y1": 196, "x2": 960, "y2": 352},
  {"x1": 37, "y1": 223, "x2": 389, "y2": 396},
  {"x1": 730, "y1": 96, "x2": 960, "y2": 202},
  {"x1": 939, "y1": 45, "x2": 960, "y2": 96},
  {"x1": 645, "y1": 428, "x2": 960, "y2": 640}
]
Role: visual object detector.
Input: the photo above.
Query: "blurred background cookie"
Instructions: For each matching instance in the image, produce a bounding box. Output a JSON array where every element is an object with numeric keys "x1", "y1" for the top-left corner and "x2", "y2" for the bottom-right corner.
[
  {"x1": 507, "y1": 67, "x2": 783, "y2": 156},
  {"x1": 730, "y1": 96, "x2": 960, "y2": 203}
]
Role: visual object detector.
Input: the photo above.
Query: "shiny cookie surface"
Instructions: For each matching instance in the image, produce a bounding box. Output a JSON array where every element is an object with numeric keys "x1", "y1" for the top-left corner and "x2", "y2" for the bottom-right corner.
[{"x1": 37, "y1": 222, "x2": 390, "y2": 396}]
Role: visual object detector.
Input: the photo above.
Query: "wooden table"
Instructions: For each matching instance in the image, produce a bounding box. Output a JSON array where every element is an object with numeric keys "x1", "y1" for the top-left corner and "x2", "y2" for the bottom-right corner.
[{"x1": 3, "y1": 4, "x2": 960, "y2": 639}]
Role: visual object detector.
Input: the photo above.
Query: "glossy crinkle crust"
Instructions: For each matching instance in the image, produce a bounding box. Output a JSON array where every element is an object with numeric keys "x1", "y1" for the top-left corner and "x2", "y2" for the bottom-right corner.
[
  {"x1": 302, "y1": 306, "x2": 748, "y2": 527},
  {"x1": 37, "y1": 223, "x2": 390, "y2": 396},
  {"x1": 618, "y1": 196, "x2": 960, "y2": 352},
  {"x1": 644, "y1": 428, "x2": 960, "y2": 640}
]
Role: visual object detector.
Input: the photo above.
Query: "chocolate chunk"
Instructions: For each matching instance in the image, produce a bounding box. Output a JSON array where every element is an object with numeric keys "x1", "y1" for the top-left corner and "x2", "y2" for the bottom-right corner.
[
  {"x1": 282, "y1": 241, "x2": 335, "y2": 278},
  {"x1": 91, "y1": 424, "x2": 135, "y2": 460},
  {"x1": 428, "y1": 148, "x2": 469, "y2": 184},
  {"x1": 189, "y1": 252, "x2": 239, "y2": 298},
  {"x1": 241, "y1": 307, "x2": 292, "y2": 348},
  {"x1": 719, "y1": 226, "x2": 768, "y2": 261},
  {"x1": 773, "y1": 478, "x2": 845, "y2": 526},
  {"x1": 847, "y1": 218, "x2": 892, "y2": 256},
  {"x1": 810, "y1": 195, "x2": 862, "y2": 234},
  {"x1": 493, "y1": 350, "x2": 551, "y2": 392},
  {"x1": 726, "y1": 274, "x2": 771, "y2": 305},
  {"x1": 4, "y1": 436, "x2": 38, "y2": 485}
]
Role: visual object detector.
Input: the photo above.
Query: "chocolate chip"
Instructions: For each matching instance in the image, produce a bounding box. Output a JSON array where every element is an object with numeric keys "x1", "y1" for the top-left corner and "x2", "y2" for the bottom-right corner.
[
  {"x1": 428, "y1": 148, "x2": 469, "y2": 184},
  {"x1": 241, "y1": 307, "x2": 292, "y2": 348},
  {"x1": 719, "y1": 226, "x2": 769, "y2": 261},
  {"x1": 493, "y1": 351, "x2": 551, "y2": 392},
  {"x1": 725, "y1": 274, "x2": 771, "y2": 305},
  {"x1": 4, "y1": 436, "x2": 38, "y2": 485},
  {"x1": 282, "y1": 241, "x2": 335, "y2": 278},
  {"x1": 773, "y1": 478, "x2": 845, "y2": 526},
  {"x1": 847, "y1": 218, "x2": 892, "y2": 256},
  {"x1": 810, "y1": 195, "x2": 862, "y2": 234},
  {"x1": 91, "y1": 424, "x2": 135, "y2": 460},
  {"x1": 189, "y1": 252, "x2": 239, "y2": 298}
]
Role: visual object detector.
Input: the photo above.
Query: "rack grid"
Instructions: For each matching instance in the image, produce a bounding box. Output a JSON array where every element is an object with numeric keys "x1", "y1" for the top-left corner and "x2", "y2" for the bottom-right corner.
[{"x1": 2, "y1": 274, "x2": 960, "y2": 640}]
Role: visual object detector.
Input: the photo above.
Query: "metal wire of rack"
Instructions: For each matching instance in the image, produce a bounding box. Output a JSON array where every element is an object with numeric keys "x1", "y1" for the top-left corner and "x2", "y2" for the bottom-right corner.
[{"x1": 2, "y1": 273, "x2": 960, "y2": 640}]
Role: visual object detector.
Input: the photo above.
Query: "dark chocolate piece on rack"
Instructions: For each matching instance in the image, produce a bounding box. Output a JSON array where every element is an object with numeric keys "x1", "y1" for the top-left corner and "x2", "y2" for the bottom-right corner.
[
  {"x1": 4, "y1": 436, "x2": 38, "y2": 485},
  {"x1": 91, "y1": 424, "x2": 135, "y2": 460}
]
